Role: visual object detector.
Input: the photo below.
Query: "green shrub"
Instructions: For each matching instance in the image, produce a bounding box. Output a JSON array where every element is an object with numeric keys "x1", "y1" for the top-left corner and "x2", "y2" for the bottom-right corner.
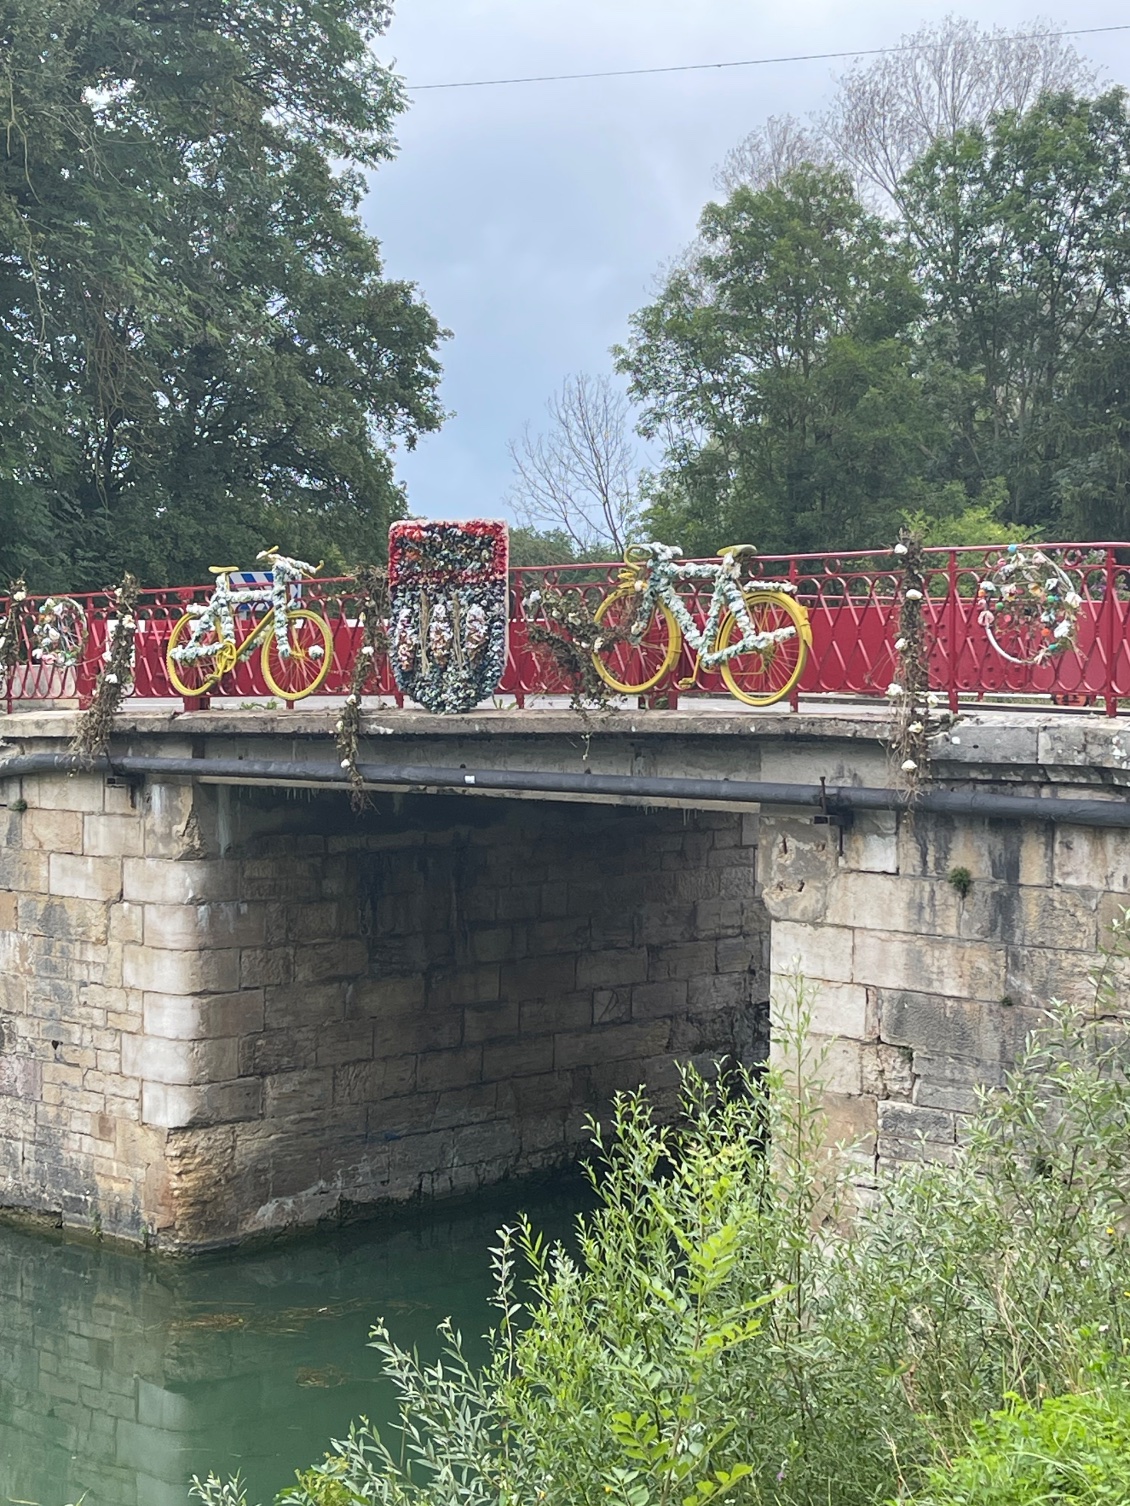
[
  {"x1": 192, "y1": 982, "x2": 1130, "y2": 1506},
  {"x1": 907, "y1": 1387, "x2": 1130, "y2": 1505}
]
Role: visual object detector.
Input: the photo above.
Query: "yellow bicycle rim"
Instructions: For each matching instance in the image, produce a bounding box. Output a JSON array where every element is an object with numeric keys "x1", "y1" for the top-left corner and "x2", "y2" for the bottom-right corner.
[
  {"x1": 165, "y1": 611, "x2": 224, "y2": 697},
  {"x1": 717, "y1": 590, "x2": 810, "y2": 707},
  {"x1": 591, "y1": 588, "x2": 681, "y2": 695},
  {"x1": 260, "y1": 608, "x2": 334, "y2": 700}
]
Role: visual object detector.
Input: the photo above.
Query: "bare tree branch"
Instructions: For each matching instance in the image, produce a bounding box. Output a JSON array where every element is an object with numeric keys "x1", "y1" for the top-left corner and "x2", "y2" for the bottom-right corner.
[
  {"x1": 822, "y1": 14, "x2": 1101, "y2": 208},
  {"x1": 715, "y1": 114, "x2": 835, "y2": 195},
  {"x1": 507, "y1": 374, "x2": 642, "y2": 555}
]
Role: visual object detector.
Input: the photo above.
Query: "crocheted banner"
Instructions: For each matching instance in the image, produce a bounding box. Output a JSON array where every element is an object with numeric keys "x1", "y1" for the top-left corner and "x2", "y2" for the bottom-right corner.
[{"x1": 388, "y1": 520, "x2": 509, "y2": 713}]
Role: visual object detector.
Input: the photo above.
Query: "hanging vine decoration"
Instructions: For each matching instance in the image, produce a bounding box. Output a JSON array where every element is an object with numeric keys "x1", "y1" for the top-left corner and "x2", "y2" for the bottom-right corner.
[
  {"x1": 70, "y1": 574, "x2": 140, "y2": 764},
  {"x1": 886, "y1": 531, "x2": 951, "y2": 795},
  {"x1": 334, "y1": 564, "x2": 390, "y2": 811},
  {"x1": 0, "y1": 578, "x2": 28, "y2": 689},
  {"x1": 523, "y1": 583, "x2": 638, "y2": 714}
]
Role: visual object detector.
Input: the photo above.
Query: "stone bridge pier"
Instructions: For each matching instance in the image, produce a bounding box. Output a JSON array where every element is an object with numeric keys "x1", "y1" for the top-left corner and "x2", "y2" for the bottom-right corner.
[
  {"x1": 0, "y1": 706, "x2": 1128, "y2": 1249},
  {"x1": 758, "y1": 715, "x2": 1130, "y2": 1167}
]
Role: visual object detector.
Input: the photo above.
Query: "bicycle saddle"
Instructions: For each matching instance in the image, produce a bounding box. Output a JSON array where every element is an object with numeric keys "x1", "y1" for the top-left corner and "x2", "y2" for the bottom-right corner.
[{"x1": 208, "y1": 565, "x2": 241, "y2": 574}]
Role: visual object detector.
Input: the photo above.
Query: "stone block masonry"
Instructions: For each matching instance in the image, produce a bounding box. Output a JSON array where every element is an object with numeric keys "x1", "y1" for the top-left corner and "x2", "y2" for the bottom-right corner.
[
  {"x1": 0, "y1": 774, "x2": 768, "y2": 1249},
  {"x1": 760, "y1": 805, "x2": 1129, "y2": 1169},
  {"x1": 5, "y1": 703, "x2": 1130, "y2": 1241}
]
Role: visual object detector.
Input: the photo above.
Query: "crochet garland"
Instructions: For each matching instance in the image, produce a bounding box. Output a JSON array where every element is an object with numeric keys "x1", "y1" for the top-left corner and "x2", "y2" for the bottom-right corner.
[
  {"x1": 334, "y1": 564, "x2": 391, "y2": 811},
  {"x1": 885, "y1": 531, "x2": 958, "y2": 794},
  {"x1": 524, "y1": 583, "x2": 637, "y2": 713},
  {"x1": 661, "y1": 575, "x2": 798, "y2": 661},
  {"x1": 886, "y1": 533, "x2": 934, "y2": 792},
  {"x1": 170, "y1": 588, "x2": 297, "y2": 664},
  {"x1": 32, "y1": 596, "x2": 87, "y2": 667},
  {"x1": 71, "y1": 575, "x2": 140, "y2": 764},
  {"x1": 976, "y1": 546, "x2": 1082, "y2": 666},
  {"x1": 170, "y1": 557, "x2": 322, "y2": 678},
  {"x1": 626, "y1": 548, "x2": 798, "y2": 664},
  {"x1": 0, "y1": 579, "x2": 27, "y2": 686}
]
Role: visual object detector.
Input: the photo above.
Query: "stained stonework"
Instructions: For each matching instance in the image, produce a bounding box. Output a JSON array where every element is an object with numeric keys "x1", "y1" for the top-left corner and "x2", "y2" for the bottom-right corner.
[
  {"x1": 0, "y1": 773, "x2": 768, "y2": 1250},
  {"x1": 760, "y1": 804, "x2": 1127, "y2": 1169}
]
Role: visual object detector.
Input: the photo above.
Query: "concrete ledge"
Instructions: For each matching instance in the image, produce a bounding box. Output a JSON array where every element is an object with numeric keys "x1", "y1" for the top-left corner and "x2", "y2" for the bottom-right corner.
[
  {"x1": 0, "y1": 703, "x2": 890, "y2": 742},
  {"x1": 4, "y1": 705, "x2": 1129, "y2": 792}
]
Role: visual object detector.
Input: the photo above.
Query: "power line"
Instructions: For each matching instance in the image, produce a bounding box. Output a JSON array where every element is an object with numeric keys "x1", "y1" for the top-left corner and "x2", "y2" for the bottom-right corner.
[{"x1": 409, "y1": 22, "x2": 1130, "y2": 93}]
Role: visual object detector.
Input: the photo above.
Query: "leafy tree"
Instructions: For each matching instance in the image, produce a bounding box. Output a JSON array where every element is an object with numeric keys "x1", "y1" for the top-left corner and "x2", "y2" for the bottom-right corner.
[
  {"x1": 900, "y1": 89, "x2": 1130, "y2": 534},
  {"x1": 632, "y1": 87, "x2": 1130, "y2": 555},
  {"x1": 618, "y1": 167, "x2": 938, "y2": 556},
  {"x1": 902, "y1": 492, "x2": 1034, "y2": 549},
  {"x1": 1051, "y1": 327, "x2": 1130, "y2": 539},
  {"x1": 0, "y1": 0, "x2": 445, "y2": 589},
  {"x1": 507, "y1": 526, "x2": 612, "y2": 567}
]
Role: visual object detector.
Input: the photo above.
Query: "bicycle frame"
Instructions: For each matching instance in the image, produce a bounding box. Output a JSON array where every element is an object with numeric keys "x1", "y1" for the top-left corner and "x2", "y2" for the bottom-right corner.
[
  {"x1": 170, "y1": 557, "x2": 312, "y2": 669},
  {"x1": 623, "y1": 549, "x2": 799, "y2": 675}
]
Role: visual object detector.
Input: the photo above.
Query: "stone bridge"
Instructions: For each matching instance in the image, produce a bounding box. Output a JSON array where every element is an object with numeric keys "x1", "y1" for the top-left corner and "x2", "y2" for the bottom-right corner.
[{"x1": 1, "y1": 704, "x2": 1128, "y2": 1250}]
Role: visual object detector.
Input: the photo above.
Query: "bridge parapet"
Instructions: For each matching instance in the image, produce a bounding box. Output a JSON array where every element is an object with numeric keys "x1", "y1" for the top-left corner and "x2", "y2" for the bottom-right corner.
[{"x1": 0, "y1": 710, "x2": 779, "y2": 1248}]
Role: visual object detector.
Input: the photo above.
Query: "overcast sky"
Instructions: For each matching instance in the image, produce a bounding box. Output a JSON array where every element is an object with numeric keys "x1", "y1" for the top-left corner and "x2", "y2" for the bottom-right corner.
[{"x1": 365, "y1": 2, "x2": 1130, "y2": 524}]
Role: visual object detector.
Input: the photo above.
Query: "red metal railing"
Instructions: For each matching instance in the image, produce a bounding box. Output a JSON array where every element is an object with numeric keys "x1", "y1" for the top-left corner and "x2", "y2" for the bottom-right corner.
[{"x1": 2, "y1": 543, "x2": 1127, "y2": 715}]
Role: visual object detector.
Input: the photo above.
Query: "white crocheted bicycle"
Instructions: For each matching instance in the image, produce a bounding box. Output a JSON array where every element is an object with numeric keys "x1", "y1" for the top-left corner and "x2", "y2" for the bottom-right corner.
[
  {"x1": 165, "y1": 548, "x2": 332, "y2": 700},
  {"x1": 591, "y1": 543, "x2": 812, "y2": 706}
]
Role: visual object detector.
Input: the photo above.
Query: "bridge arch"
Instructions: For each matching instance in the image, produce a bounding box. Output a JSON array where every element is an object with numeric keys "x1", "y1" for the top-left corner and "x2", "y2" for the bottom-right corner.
[{"x1": 0, "y1": 738, "x2": 769, "y2": 1249}]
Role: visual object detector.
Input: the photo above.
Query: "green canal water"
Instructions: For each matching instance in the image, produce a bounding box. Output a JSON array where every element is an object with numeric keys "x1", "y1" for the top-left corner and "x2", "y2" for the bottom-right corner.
[{"x1": 0, "y1": 1176, "x2": 589, "y2": 1506}]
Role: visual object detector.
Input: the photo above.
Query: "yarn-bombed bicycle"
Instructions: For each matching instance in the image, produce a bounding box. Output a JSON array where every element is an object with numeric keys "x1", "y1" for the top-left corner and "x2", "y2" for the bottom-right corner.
[
  {"x1": 591, "y1": 543, "x2": 811, "y2": 706},
  {"x1": 165, "y1": 548, "x2": 333, "y2": 700}
]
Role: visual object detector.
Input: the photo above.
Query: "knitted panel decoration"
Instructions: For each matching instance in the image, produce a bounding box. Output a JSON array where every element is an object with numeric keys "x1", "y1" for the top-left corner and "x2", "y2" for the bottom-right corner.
[{"x1": 388, "y1": 520, "x2": 509, "y2": 713}]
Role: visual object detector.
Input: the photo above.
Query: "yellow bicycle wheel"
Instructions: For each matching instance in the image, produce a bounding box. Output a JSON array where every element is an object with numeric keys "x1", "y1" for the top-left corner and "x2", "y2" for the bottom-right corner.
[
  {"x1": 717, "y1": 590, "x2": 811, "y2": 707},
  {"x1": 592, "y1": 587, "x2": 681, "y2": 694},
  {"x1": 260, "y1": 608, "x2": 333, "y2": 700},
  {"x1": 165, "y1": 612, "x2": 225, "y2": 697}
]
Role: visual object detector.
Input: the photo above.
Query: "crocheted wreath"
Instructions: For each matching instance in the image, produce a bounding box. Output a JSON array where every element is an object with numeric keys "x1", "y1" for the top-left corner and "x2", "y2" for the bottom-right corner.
[
  {"x1": 32, "y1": 596, "x2": 87, "y2": 667},
  {"x1": 388, "y1": 520, "x2": 509, "y2": 713},
  {"x1": 976, "y1": 546, "x2": 1083, "y2": 666}
]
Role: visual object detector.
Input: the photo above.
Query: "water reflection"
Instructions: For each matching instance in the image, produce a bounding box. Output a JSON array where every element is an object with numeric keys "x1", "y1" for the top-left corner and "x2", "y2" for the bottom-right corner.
[{"x1": 0, "y1": 1176, "x2": 587, "y2": 1506}]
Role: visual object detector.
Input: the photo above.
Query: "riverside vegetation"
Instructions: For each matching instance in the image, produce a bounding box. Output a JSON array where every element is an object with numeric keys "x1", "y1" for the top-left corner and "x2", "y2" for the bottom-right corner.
[{"x1": 191, "y1": 932, "x2": 1130, "y2": 1506}]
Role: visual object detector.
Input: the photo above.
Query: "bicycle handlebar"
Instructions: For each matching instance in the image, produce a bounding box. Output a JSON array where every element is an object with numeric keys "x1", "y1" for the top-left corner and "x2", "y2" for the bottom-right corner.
[
  {"x1": 625, "y1": 542, "x2": 684, "y2": 565},
  {"x1": 255, "y1": 548, "x2": 322, "y2": 578},
  {"x1": 623, "y1": 542, "x2": 765, "y2": 579}
]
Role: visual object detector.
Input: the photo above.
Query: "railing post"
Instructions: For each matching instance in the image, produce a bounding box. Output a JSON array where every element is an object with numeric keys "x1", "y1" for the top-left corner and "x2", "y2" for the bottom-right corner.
[
  {"x1": 75, "y1": 638, "x2": 99, "y2": 710},
  {"x1": 946, "y1": 549, "x2": 960, "y2": 714},
  {"x1": 789, "y1": 555, "x2": 801, "y2": 713},
  {"x1": 3, "y1": 592, "x2": 11, "y2": 712},
  {"x1": 1104, "y1": 547, "x2": 1119, "y2": 717},
  {"x1": 508, "y1": 570, "x2": 525, "y2": 708}
]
